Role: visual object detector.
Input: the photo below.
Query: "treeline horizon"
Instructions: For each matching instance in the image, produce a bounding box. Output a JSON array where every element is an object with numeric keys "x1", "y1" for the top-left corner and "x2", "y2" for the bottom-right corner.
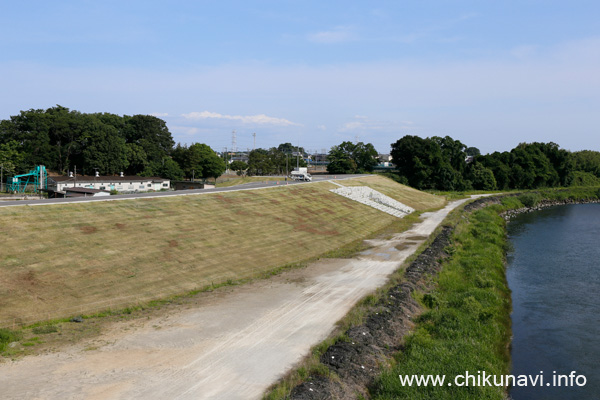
[
  {"x1": 2, "y1": 106, "x2": 600, "y2": 190},
  {"x1": 388, "y1": 135, "x2": 600, "y2": 191}
]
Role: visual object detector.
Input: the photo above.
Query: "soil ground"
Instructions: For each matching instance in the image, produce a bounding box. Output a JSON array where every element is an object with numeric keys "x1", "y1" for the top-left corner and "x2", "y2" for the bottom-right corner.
[{"x1": 0, "y1": 197, "x2": 471, "y2": 400}]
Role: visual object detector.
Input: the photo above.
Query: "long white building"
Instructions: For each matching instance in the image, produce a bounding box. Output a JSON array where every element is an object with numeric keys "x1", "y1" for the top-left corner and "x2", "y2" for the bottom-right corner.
[{"x1": 47, "y1": 174, "x2": 170, "y2": 193}]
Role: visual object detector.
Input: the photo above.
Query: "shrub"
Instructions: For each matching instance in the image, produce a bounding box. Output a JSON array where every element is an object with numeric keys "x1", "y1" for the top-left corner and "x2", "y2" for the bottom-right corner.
[
  {"x1": 0, "y1": 328, "x2": 21, "y2": 352},
  {"x1": 518, "y1": 193, "x2": 542, "y2": 208}
]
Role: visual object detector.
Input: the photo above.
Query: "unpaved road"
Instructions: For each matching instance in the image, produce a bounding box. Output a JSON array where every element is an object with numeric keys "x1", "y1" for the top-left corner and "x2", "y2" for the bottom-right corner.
[{"x1": 0, "y1": 197, "x2": 473, "y2": 400}]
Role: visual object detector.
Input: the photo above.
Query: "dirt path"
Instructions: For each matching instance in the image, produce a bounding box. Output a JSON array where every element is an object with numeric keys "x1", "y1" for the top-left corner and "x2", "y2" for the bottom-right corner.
[{"x1": 0, "y1": 197, "x2": 473, "y2": 400}]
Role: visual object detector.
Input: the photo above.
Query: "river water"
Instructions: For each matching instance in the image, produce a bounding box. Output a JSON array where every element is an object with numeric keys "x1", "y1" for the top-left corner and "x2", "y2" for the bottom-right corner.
[{"x1": 506, "y1": 203, "x2": 600, "y2": 399}]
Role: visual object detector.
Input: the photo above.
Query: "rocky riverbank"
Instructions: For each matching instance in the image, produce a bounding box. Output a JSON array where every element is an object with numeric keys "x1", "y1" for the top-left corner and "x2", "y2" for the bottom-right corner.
[{"x1": 501, "y1": 198, "x2": 600, "y2": 220}]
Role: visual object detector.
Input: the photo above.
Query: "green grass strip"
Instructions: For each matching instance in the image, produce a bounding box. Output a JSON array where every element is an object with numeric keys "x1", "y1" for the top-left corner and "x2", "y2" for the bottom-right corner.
[
  {"x1": 371, "y1": 187, "x2": 600, "y2": 400},
  {"x1": 371, "y1": 206, "x2": 512, "y2": 399}
]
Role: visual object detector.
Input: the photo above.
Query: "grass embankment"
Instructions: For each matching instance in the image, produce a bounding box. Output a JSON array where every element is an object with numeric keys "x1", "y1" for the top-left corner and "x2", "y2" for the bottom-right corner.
[
  {"x1": 215, "y1": 175, "x2": 283, "y2": 187},
  {"x1": 371, "y1": 201, "x2": 512, "y2": 399},
  {"x1": 0, "y1": 176, "x2": 443, "y2": 332}
]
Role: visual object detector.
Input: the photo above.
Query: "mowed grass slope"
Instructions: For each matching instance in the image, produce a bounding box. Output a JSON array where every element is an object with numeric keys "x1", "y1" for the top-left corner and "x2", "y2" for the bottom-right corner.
[{"x1": 0, "y1": 176, "x2": 445, "y2": 326}]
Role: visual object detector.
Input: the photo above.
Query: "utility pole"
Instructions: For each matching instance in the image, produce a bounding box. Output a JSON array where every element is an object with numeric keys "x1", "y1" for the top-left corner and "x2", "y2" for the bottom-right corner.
[
  {"x1": 1, "y1": 165, "x2": 3, "y2": 193},
  {"x1": 296, "y1": 142, "x2": 300, "y2": 170},
  {"x1": 252, "y1": 132, "x2": 256, "y2": 151}
]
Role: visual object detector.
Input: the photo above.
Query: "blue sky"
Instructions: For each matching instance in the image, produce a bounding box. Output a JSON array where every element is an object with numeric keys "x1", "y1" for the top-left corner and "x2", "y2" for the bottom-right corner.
[{"x1": 1, "y1": 1, "x2": 599, "y2": 154}]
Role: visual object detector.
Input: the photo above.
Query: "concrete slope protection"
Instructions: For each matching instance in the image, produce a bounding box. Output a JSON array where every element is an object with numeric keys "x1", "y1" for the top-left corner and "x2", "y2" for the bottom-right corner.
[{"x1": 0, "y1": 196, "x2": 472, "y2": 400}]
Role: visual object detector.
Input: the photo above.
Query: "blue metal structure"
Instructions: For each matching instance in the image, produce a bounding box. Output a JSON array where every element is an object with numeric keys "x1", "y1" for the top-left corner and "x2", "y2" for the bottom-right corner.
[{"x1": 5, "y1": 165, "x2": 47, "y2": 193}]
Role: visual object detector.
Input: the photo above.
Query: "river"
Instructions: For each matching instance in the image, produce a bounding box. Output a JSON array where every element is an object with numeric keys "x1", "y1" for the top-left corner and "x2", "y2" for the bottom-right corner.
[{"x1": 506, "y1": 203, "x2": 600, "y2": 399}]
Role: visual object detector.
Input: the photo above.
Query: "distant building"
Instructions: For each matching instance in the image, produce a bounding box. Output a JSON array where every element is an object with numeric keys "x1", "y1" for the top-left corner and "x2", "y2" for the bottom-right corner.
[
  {"x1": 47, "y1": 174, "x2": 170, "y2": 194},
  {"x1": 172, "y1": 181, "x2": 215, "y2": 190},
  {"x1": 311, "y1": 153, "x2": 329, "y2": 165},
  {"x1": 377, "y1": 154, "x2": 394, "y2": 168}
]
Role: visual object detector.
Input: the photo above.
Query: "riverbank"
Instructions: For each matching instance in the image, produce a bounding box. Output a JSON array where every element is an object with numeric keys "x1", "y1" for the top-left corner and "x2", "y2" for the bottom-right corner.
[{"x1": 267, "y1": 187, "x2": 600, "y2": 399}]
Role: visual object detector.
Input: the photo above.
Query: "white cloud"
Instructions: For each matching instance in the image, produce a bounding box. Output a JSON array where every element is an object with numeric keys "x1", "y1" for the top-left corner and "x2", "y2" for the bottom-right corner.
[
  {"x1": 170, "y1": 126, "x2": 199, "y2": 135},
  {"x1": 340, "y1": 116, "x2": 389, "y2": 132},
  {"x1": 307, "y1": 26, "x2": 356, "y2": 44},
  {"x1": 181, "y1": 111, "x2": 301, "y2": 126},
  {"x1": 340, "y1": 116, "x2": 417, "y2": 134},
  {"x1": 341, "y1": 121, "x2": 365, "y2": 131},
  {"x1": 150, "y1": 112, "x2": 169, "y2": 117}
]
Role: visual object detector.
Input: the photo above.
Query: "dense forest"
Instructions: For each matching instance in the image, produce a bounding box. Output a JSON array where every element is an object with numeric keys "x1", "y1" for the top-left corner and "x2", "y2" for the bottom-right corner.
[
  {"x1": 0, "y1": 106, "x2": 224, "y2": 181},
  {"x1": 389, "y1": 135, "x2": 600, "y2": 191}
]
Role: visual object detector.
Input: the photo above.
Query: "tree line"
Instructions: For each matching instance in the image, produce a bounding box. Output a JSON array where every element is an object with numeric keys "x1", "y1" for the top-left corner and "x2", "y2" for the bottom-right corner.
[
  {"x1": 390, "y1": 135, "x2": 600, "y2": 191},
  {"x1": 3, "y1": 106, "x2": 600, "y2": 191},
  {"x1": 0, "y1": 106, "x2": 225, "y2": 181}
]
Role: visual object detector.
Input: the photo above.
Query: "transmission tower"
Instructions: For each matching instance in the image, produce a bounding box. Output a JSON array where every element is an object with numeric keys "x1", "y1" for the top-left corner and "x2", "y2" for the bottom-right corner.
[{"x1": 252, "y1": 132, "x2": 256, "y2": 151}]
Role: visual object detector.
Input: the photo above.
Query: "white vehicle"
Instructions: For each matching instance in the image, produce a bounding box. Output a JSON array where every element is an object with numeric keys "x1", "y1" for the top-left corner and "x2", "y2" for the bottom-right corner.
[{"x1": 290, "y1": 167, "x2": 312, "y2": 181}]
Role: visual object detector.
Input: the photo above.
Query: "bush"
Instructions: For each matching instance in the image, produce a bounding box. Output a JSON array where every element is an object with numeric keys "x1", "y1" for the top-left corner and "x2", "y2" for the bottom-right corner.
[
  {"x1": 0, "y1": 328, "x2": 21, "y2": 352},
  {"x1": 518, "y1": 193, "x2": 542, "y2": 208}
]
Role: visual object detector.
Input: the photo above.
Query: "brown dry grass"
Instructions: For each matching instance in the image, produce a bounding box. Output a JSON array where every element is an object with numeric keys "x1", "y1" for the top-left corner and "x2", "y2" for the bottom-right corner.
[{"x1": 0, "y1": 176, "x2": 443, "y2": 327}]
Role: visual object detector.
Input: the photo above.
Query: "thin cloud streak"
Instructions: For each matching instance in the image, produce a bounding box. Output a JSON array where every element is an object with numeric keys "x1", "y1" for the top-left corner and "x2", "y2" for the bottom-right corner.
[{"x1": 181, "y1": 111, "x2": 302, "y2": 127}]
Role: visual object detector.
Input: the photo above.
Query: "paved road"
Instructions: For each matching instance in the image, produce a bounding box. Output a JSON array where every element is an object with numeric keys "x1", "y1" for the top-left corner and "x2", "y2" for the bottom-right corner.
[{"x1": 0, "y1": 174, "x2": 368, "y2": 208}]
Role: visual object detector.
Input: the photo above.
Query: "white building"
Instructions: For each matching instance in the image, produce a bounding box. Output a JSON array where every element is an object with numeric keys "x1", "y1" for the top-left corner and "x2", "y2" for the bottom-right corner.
[{"x1": 47, "y1": 174, "x2": 170, "y2": 194}]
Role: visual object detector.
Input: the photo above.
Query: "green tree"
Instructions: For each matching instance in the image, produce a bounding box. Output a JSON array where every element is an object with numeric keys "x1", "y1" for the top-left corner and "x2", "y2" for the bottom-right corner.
[
  {"x1": 80, "y1": 119, "x2": 128, "y2": 175},
  {"x1": 179, "y1": 143, "x2": 225, "y2": 180},
  {"x1": 230, "y1": 160, "x2": 248, "y2": 176},
  {"x1": 277, "y1": 142, "x2": 305, "y2": 155},
  {"x1": 477, "y1": 152, "x2": 511, "y2": 190},
  {"x1": 141, "y1": 158, "x2": 184, "y2": 181},
  {"x1": 0, "y1": 140, "x2": 25, "y2": 176},
  {"x1": 510, "y1": 143, "x2": 557, "y2": 189},
  {"x1": 123, "y1": 115, "x2": 175, "y2": 164},
  {"x1": 327, "y1": 142, "x2": 357, "y2": 174},
  {"x1": 326, "y1": 141, "x2": 378, "y2": 174},
  {"x1": 467, "y1": 162, "x2": 497, "y2": 190},
  {"x1": 5, "y1": 108, "x2": 56, "y2": 171},
  {"x1": 465, "y1": 147, "x2": 481, "y2": 157},
  {"x1": 247, "y1": 148, "x2": 274, "y2": 175},
  {"x1": 391, "y1": 136, "x2": 444, "y2": 189},
  {"x1": 571, "y1": 150, "x2": 600, "y2": 178}
]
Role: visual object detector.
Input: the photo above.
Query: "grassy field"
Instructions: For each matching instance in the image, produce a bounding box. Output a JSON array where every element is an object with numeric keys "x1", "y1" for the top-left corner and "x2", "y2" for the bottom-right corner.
[{"x1": 0, "y1": 175, "x2": 444, "y2": 328}]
